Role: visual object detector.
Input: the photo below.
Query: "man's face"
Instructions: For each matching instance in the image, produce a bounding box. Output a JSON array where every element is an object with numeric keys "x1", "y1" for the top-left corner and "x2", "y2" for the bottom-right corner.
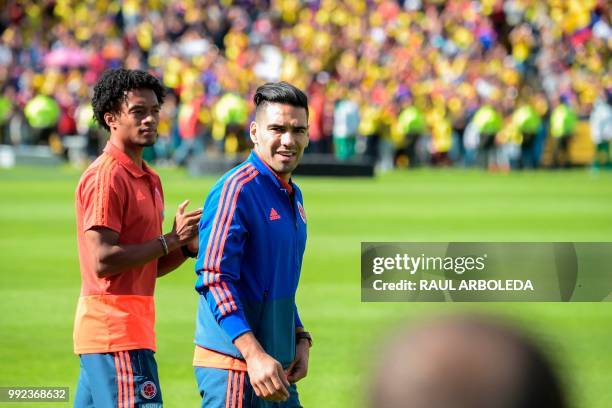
[
  {"x1": 250, "y1": 103, "x2": 309, "y2": 181},
  {"x1": 105, "y1": 88, "x2": 160, "y2": 148}
]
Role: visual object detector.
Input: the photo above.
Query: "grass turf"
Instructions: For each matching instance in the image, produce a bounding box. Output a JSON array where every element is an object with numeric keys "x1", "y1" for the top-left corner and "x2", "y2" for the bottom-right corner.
[{"x1": 1, "y1": 166, "x2": 611, "y2": 407}]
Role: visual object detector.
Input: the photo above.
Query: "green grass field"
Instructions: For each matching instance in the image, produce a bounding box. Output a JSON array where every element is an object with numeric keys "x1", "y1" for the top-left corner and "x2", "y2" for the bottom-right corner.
[{"x1": 1, "y1": 166, "x2": 612, "y2": 407}]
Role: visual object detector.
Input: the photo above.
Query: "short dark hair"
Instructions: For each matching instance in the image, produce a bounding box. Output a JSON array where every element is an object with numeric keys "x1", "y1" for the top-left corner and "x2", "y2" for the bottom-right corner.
[
  {"x1": 253, "y1": 81, "x2": 308, "y2": 118},
  {"x1": 92, "y1": 68, "x2": 166, "y2": 131}
]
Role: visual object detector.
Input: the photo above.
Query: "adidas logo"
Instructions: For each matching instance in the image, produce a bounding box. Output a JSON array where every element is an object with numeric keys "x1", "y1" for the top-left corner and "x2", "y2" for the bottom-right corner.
[
  {"x1": 136, "y1": 190, "x2": 147, "y2": 201},
  {"x1": 269, "y1": 208, "x2": 281, "y2": 221}
]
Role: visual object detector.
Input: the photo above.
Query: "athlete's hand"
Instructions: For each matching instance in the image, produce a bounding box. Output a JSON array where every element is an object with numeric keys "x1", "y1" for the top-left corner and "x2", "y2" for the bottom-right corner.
[
  {"x1": 245, "y1": 350, "x2": 290, "y2": 402},
  {"x1": 186, "y1": 236, "x2": 199, "y2": 254},
  {"x1": 171, "y1": 200, "x2": 202, "y2": 246},
  {"x1": 286, "y1": 339, "x2": 309, "y2": 383}
]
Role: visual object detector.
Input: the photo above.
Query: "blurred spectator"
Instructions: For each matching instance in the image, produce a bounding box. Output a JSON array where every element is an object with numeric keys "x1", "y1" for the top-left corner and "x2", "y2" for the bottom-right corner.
[
  {"x1": 23, "y1": 93, "x2": 60, "y2": 146},
  {"x1": 471, "y1": 104, "x2": 503, "y2": 169},
  {"x1": 396, "y1": 104, "x2": 427, "y2": 167},
  {"x1": 0, "y1": 0, "x2": 609, "y2": 170},
  {"x1": 590, "y1": 90, "x2": 612, "y2": 169},
  {"x1": 550, "y1": 101, "x2": 578, "y2": 168},
  {"x1": 359, "y1": 102, "x2": 384, "y2": 165},
  {"x1": 74, "y1": 99, "x2": 102, "y2": 159},
  {"x1": 154, "y1": 91, "x2": 179, "y2": 164},
  {"x1": 369, "y1": 315, "x2": 567, "y2": 408},
  {"x1": 0, "y1": 85, "x2": 14, "y2": 143},
  {"x1": 175, "y1": 94, "x2": 205, "y2": 165},
  {"x1": 306, "y1": 81, "x2": 330, "y2": 154},
  {"x1": 512, "y1": 103, "x2": 543, "y2": 169},
  {"x1": 212, "y1": 91, "x2": 249, "y2": 154},
  {"x1": 333, "y1": 94, "x2": 360, "y2": 160}
]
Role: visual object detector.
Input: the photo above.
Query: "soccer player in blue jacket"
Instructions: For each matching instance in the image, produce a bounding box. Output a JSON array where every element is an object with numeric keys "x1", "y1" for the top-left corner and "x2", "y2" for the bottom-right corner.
[{"x1": 193, "y1": 82, "x2": 312, "y2": 407}]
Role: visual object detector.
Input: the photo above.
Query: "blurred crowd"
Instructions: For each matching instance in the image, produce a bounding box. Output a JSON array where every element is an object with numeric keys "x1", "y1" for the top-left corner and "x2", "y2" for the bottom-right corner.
[{"x1": 0, "y1": 0, "x2": 610, "y2": 170}]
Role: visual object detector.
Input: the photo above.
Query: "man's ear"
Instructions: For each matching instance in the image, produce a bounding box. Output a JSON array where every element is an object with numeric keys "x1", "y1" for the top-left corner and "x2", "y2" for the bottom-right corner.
[
  {"x1": 104, "y1": 112, "x2": 116, "y2": 130},
  {"x1": 249, "y1": 121, "x2": 258, "y2": 145}
]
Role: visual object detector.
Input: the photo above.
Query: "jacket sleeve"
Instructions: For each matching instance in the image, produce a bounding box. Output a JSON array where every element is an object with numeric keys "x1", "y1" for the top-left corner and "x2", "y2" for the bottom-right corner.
[
  {"x1": 294, "y1": 303, "x2": 303, "y2": 329},
  {"x1": 195, "y1": 173, "x2": 256, "y2": 341}
]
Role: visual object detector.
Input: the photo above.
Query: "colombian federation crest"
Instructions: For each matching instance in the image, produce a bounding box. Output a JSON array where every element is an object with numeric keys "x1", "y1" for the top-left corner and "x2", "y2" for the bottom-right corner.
[
  {"x1": 297, "y1": 201, "x2": 306, "y2": 223},
  {"x1": 140, "y1": 381, "x2": 157, "y2": 399}
]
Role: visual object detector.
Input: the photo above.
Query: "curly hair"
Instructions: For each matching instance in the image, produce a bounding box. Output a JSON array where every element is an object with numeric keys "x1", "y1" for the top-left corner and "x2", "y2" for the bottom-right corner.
[{"x1": 92, "y1": 68, "x2": 166, "y2": 132}]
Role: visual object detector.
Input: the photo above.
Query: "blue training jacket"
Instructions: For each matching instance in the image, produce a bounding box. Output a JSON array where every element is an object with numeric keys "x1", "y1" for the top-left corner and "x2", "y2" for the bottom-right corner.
[{"x1": 194, "y1": 151, "x2": 307, "y2": 367}]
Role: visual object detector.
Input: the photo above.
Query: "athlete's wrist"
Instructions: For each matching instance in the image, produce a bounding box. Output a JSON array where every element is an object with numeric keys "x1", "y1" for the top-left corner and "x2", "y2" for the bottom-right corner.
[
  {"x1": 295, "y1": 331, "x2": 312, "y2": 348},
  {"x1": 163, "y1": 232, "x2": 181, "y2": 253},
  {"x1": 235, "y1": 331, "x2": 265, "y2": 361}
]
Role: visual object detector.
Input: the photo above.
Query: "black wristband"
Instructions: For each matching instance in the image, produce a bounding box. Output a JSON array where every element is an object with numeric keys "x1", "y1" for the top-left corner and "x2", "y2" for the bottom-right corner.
[
  {"x1": 181, "y1": 245, "x2": 198, "y2": 259},
  {"x1": 295, "y1": 331, "x2": 312, "y2": 347}
]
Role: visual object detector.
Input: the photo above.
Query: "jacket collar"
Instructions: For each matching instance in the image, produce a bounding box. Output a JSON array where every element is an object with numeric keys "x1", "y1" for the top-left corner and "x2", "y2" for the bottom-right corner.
[
  {"x1": 248, "y1": 150, "x2": 294, "y2": 194},
  {"x1": 103, "y1": 141, "x2": 156, "y2": 179}
]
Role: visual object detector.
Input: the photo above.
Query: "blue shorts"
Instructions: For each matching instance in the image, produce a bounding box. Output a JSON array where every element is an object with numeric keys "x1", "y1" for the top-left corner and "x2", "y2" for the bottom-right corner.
[
  {"x1": 74, "y1": 349, "x2": 163, "y2": 408},
  {"x1": 195, "y1": 367, "x2": 302, "y2": 408}
]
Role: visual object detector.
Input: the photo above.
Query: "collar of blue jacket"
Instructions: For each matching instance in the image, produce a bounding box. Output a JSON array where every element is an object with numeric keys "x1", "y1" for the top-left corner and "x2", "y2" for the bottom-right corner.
[{"x1": 248, "y1": 150, "x2": 295, "y2": 195}]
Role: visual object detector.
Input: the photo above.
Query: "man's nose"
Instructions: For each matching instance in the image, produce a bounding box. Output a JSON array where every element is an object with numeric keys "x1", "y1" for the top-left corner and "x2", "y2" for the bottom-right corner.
[
  {"x1": 280, "y1": 130, "x2": 296, "y2": 146},
  {"x1": 143, "y1": 110, "x2": 158, "y2": 124}
]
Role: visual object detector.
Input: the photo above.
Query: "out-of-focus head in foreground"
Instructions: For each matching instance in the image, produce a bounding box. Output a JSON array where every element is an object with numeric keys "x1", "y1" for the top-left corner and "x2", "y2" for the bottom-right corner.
[{"x1": 370, "y1": 315, "x2": 567, "y2": 408}]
